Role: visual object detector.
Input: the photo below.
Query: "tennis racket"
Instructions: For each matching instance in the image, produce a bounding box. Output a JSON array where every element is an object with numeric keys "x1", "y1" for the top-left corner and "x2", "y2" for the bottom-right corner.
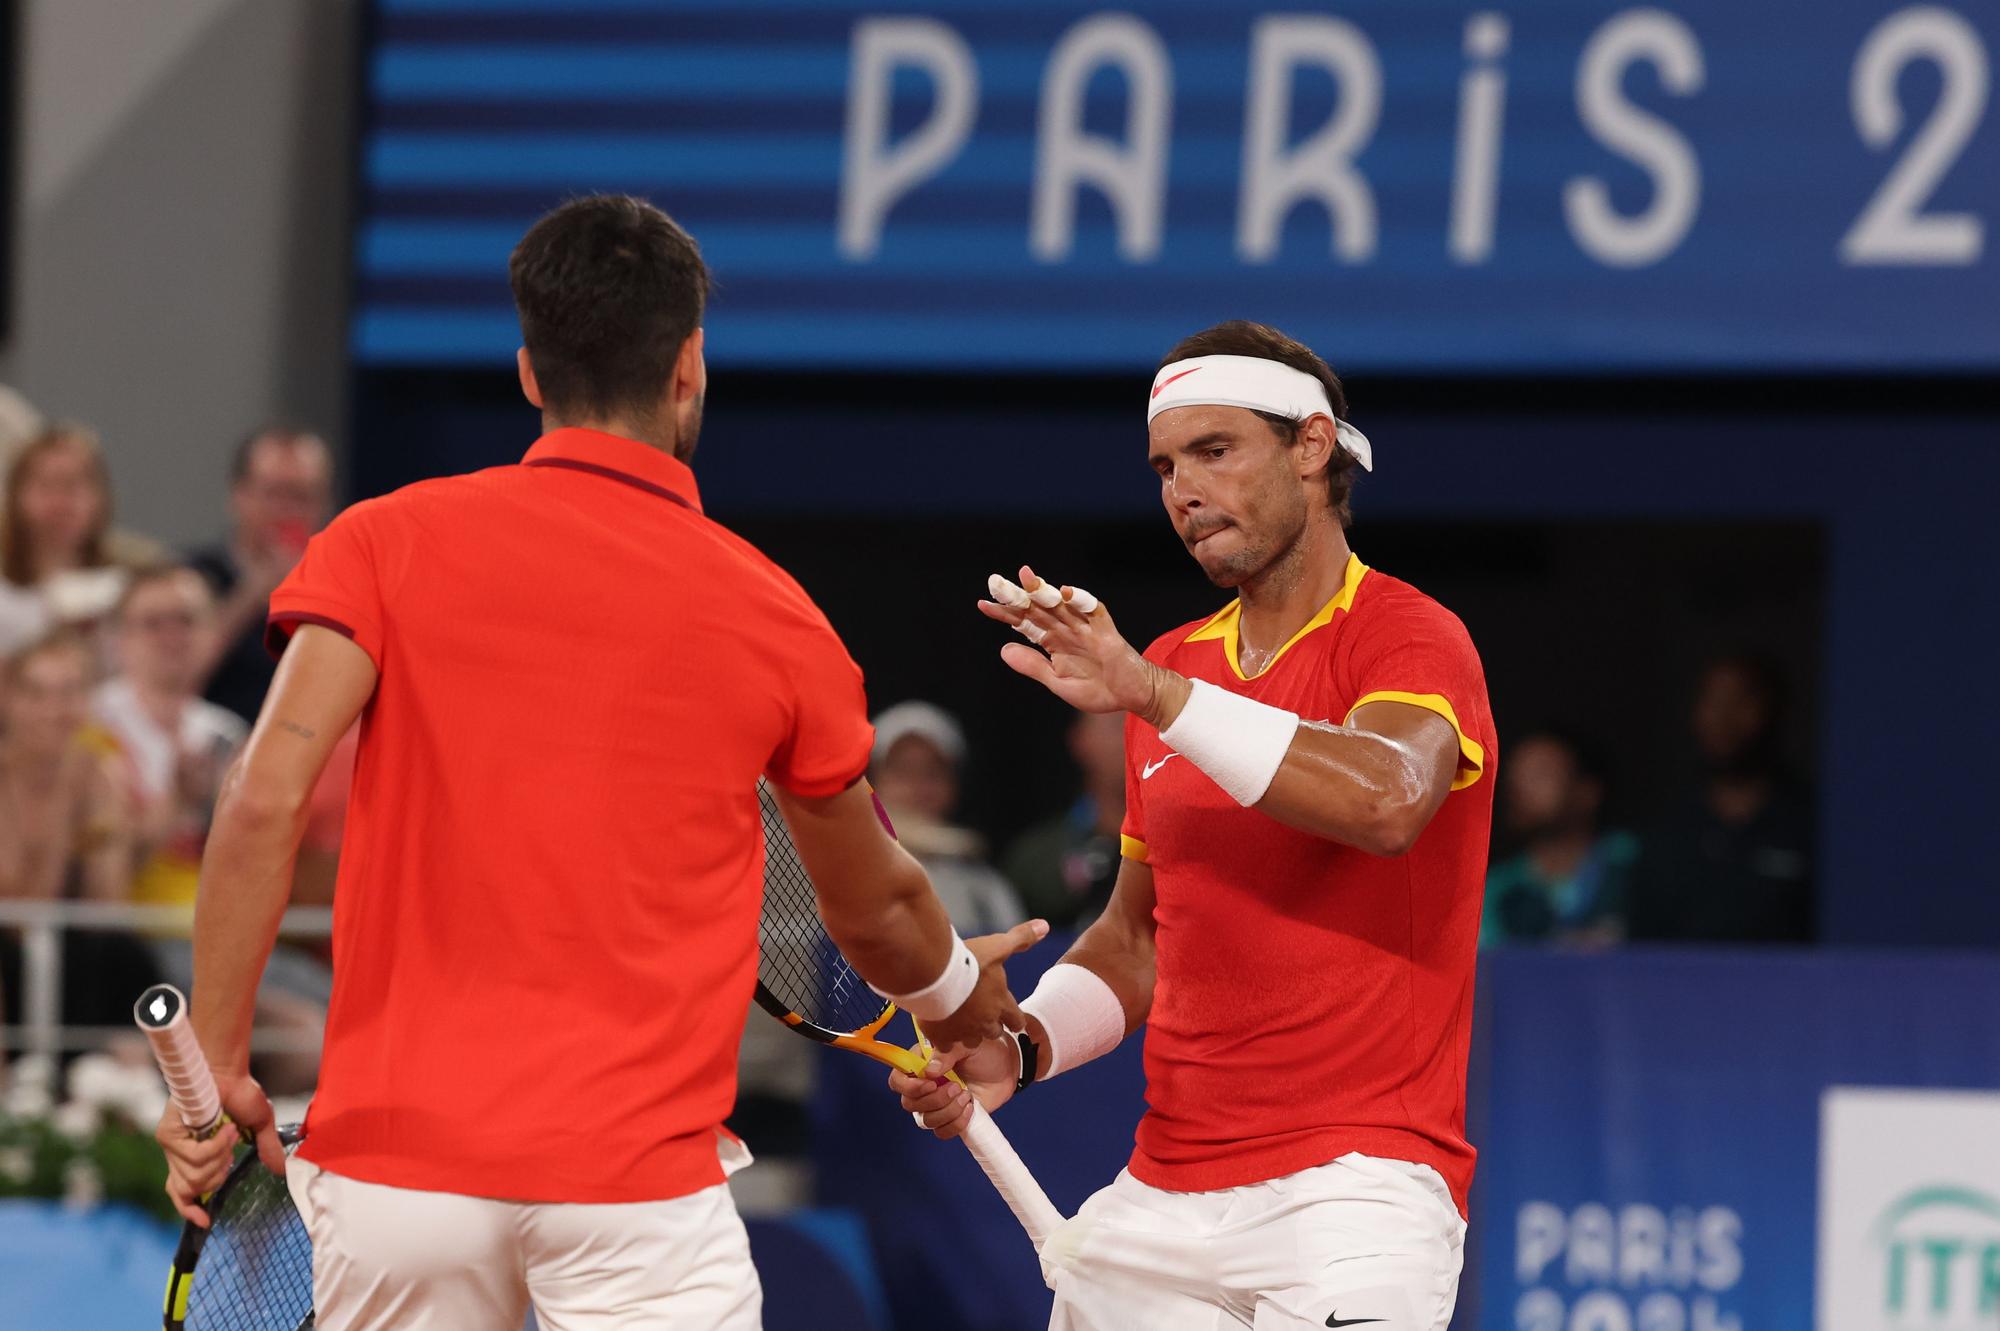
[
  {"x1": 753, "y1": 781, "x2": 1065, "y2": 1248},
  {"x1": 135, "y1": 983, "x2": 315, "y2": 1331}
]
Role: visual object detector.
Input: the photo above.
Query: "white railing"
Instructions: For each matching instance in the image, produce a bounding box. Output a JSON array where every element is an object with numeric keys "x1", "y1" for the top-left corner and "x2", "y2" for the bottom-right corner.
[{"x1": 0, "y1": 899, "x2": 334, "y2": 1065}]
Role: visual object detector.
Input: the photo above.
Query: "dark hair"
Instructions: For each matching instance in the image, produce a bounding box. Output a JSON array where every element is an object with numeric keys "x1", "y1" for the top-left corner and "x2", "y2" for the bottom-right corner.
[
  {"x1": 1160, "y1": 320, "x2": 1359, "y2": 528},
  {"x1": 230, "y1": 425, "x2": 326, "y2": 485},
  {"x1": 509, "y1": 195, "x2": 711, "y2": 426}
]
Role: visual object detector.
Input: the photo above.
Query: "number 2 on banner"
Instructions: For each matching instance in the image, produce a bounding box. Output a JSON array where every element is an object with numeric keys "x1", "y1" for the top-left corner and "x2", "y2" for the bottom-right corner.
[{"x1": 1841, "y1": 6, "x2": 1990, "y2": 266}]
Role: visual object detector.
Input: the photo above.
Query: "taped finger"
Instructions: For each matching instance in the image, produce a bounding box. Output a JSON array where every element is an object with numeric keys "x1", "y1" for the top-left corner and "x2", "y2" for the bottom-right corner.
[
  {"x1": 987, "y1": 573, "x2": 1033, "y2": 609},
  {"x1": 1066, "y1": 586, "x2": 1100, "y2": 614},
  {"x1": 1027, "y1": 579, "x2": 1065, "y2": 609},
  {"x1": 1017, "y1": 621, "x2": 1049, "y2": 646}
]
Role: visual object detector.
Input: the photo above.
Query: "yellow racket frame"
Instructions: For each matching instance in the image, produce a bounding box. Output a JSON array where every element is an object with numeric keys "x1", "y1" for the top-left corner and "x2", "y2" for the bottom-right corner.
[{"x1": 762, "y1": 994, "x2": 970, "y2": 1089}]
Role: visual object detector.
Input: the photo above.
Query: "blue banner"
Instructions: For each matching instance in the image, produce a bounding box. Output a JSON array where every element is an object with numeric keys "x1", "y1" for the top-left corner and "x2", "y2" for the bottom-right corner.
[
  {"x1": 355, "y1": 0, "x2": 1999, "y2": 372},
  {"x1": 810, "y1": 946, "x2": 2000, "y2": 1331},
  {"x1": 1473, "y1": 949, "x2": 2000, "y2": 1331}
]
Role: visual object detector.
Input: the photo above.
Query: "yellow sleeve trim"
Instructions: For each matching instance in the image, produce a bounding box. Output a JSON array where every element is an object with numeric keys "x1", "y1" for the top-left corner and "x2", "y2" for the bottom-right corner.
[
  {"x1": 1119, "y1": 834, "x2": 1151, "y2": 864},
  {"x1": 1345, "y1": 690, "x2": 1487, "y2": 791}
]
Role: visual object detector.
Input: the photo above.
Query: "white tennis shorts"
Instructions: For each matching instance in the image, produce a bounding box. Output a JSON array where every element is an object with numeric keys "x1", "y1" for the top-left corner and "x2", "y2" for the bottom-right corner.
[
  {"x1": 1043, "y1": 1153, "x2": 1466, "y2": 1331},
  {"x1": 286, "y1": 1154, "x2": 761, "y2": 1330}
]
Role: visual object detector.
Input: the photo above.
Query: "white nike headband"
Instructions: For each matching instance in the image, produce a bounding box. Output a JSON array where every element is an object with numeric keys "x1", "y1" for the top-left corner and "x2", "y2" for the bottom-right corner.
[{"x1": 1146, "y1": 354, "x2": 1374, "y2": 472}]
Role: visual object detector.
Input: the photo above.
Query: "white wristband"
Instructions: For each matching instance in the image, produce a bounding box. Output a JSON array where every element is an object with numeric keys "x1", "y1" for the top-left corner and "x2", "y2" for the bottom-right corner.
[
  {"x1": 1019, "y1": 963, "x2": 1125, "y2": 1080},
  {"x1": 870, "y1": 931, "x2": 978, "y2": 1022},
  {"x1": 1158, "y1": 677, "x2": 1300, "y2": 806}
]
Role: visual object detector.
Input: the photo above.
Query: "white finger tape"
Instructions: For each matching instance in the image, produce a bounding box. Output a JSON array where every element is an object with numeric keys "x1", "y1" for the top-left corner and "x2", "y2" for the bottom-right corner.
[
  {"x1": 1027, "y1": 581, "x2": 1065, "y2": 609},
  {"x1": 1068, "y1": 587, "x2": 1100, "y2": 614},
  {"x1": 1021, "y1": 623, "x2": 1049, "y2": 646},
  {"x1": 988, "y1": 573, "x2": 1032, "y2": 608}
]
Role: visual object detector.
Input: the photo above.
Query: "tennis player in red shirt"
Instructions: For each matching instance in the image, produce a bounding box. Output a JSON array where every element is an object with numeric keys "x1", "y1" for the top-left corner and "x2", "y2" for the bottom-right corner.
[
  {"x1": 895, "y1": 320, "x2": 1495, "y2": 1331},
  {"x1": 154, "y1": 195, "x2": 1038, "y2": 1330}
]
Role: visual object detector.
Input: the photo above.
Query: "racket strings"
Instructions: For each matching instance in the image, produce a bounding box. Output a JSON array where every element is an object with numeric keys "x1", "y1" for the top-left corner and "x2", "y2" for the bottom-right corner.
[
  {"x1": 183, "y1": 1161, "x2": 314, "y2": 1331},
  {"x1": 756, "y1": 784, "x2": 891, "y2": 1036}
]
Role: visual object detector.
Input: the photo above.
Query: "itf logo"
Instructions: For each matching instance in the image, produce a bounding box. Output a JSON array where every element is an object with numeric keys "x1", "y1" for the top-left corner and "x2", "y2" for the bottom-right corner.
[{"x1": 1818, "y1": 1087, "x2": 2000, "y2": 1331}]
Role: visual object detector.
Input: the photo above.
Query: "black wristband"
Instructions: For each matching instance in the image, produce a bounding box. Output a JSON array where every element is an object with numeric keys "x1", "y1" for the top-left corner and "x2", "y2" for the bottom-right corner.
[{"x1": 1013, "y1": 1027, "x2": 1040, "y2": 1094}]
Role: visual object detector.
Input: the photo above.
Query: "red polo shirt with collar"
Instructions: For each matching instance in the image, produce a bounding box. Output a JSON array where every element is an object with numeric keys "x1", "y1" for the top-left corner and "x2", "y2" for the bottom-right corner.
[
  {"x1": 266, "y1": 428, "x2": 874, "y2": 1203},
  {"x1": 1119, "y1": 554, "x2": 1494, "y2": 1215}
]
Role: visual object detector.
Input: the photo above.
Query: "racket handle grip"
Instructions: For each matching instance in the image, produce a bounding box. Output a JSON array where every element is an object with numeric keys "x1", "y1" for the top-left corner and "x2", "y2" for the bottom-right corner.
[
  {"x1": 960, "y1": 1101, "x2": 1065, "y2": 1248},
  {"x1": 133, "y1": 984, "x2": 224, "y2": 1137}
]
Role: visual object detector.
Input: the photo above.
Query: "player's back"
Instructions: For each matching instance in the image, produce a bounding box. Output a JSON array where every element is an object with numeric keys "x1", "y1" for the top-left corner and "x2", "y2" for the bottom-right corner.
[{"x1": 269, "y1": 430, "x2": 872, "y2": 1204}]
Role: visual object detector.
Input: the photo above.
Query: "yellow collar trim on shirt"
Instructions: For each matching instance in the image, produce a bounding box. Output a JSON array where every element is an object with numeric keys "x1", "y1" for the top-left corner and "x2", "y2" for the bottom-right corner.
[{"x1": 1184, "y1": 553, "x2": 1369, "y2": 681}]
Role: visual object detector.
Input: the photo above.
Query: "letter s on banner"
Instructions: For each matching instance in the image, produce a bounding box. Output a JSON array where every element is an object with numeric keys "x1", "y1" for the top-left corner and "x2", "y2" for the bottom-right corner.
[{"x1": 1563, "y1": 9, "x2": 1706, "y2": 268}]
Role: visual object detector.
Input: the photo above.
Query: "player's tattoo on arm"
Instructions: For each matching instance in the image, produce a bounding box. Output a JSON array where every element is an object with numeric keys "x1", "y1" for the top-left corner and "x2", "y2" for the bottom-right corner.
[{"x1": 276, "y1": 720, "x2": 318, "y2": 740}]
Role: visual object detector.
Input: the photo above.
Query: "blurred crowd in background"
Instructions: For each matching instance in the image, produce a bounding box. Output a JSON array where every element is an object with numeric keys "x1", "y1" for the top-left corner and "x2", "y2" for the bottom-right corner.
[
  {"x1": 0, "y1": 394, "x2": 345, "y2": 1094},
  {"x1": 0, "y1": 387, "x2": 1815, "y2": 1101}
]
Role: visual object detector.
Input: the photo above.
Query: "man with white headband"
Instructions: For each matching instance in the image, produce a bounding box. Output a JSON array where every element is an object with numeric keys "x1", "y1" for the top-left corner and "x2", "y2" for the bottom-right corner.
[{"x1": 892, "y1": 320, "x2": 1494, "y2": 1331}]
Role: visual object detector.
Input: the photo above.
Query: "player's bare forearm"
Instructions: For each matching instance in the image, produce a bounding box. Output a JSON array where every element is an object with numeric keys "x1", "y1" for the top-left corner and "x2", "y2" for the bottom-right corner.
[
  {"x1": 771, "y1": 782, "x2": 956, "y2": 996},
  {"x1": 191, "y1": 768, "x2": 311, "y2": 1074},
  {"x1": 777, "y1": 781, "x2": 1041, "y2": 1050},
  {"x1": 192, "y1": 625, "x2": 376, "y2": 1072},
  {"x1": 1140, "y1": 679, "x2": 1461, "y2": 858},
  {"x1": 1252, "y1": 705, "x2": 1460, "y2": 855},
  {"x1": 824, "y1": 851, "x2": 957, "y2": 997}
]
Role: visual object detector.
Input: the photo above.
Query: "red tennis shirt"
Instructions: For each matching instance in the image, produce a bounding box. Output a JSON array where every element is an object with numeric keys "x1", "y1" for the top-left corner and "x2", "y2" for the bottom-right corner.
[
  {"x1": 1120, "y1": 554, "x2": 1494, "y2": 1214},
  {"x1": 267, "y1": 428, "x2": 874, "y2": 1203}
]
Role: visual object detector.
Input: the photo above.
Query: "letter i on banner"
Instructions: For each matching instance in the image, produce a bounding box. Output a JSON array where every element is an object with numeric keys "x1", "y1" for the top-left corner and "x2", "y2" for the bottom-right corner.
[{"x1": 1451, "y1": 13, "x2": 1510, "y2": 264}]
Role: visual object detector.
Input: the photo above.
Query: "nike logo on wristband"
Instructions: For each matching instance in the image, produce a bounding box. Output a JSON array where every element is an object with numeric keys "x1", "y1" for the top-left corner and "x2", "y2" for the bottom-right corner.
[
  {"x1": 1325, "y1": 1316, "x2": 1385, "y2": 1328},
  {"x1": 1141, "y1": 754, "x2": 1178, "y2": 780}
]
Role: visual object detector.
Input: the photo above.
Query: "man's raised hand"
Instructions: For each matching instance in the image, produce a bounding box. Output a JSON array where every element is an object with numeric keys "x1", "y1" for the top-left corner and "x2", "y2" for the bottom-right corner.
[{"x1": 980, "y1": 565, "x2": 1180, "y2": 723}]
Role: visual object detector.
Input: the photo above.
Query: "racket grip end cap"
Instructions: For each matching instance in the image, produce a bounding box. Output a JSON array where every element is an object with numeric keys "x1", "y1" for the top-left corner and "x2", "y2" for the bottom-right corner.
[{"x1": 133, "y1": 983, "x2": 223, "y2": 1134}]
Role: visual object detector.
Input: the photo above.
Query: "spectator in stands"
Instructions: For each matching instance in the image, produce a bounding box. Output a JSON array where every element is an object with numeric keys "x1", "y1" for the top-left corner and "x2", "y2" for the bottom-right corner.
[
  {"x1": 91, "y1": 565, "x2": 331, "y2": 1091},
  {"x1": 869, "y1": 701, "x2": 1025, "y2": 934},
  {"x1": 1629, "y1": 653, "x2": 1815, "y2": 943},
  {"x1": 1001, "y1": 711, "x2": 1125, "y2": 928},
  {"x1": 1481, "y1": 728, "x2": 1634, "y2": 947},
  {"x1": 187, "y1": 426, "x2": 332, "y2": 721},
  {"x1": 0, "y1": 632, "x2": 132, "y2": 900},
  {"x1": 94, "y1": 566, "x2": 246, "y2": 899},
  {"x1": 0, "y1": 632, "x2": 158, "y2": 1048},
  {"x1": 0, "y1": 425, "x2": 165, "y2": 656}
]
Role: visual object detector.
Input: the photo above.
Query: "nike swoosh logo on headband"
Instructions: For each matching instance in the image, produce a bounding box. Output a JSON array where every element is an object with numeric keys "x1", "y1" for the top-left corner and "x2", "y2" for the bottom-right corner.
[{"x1": 1151, "y1": 367, "x2": 1202, "y2": 399}]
